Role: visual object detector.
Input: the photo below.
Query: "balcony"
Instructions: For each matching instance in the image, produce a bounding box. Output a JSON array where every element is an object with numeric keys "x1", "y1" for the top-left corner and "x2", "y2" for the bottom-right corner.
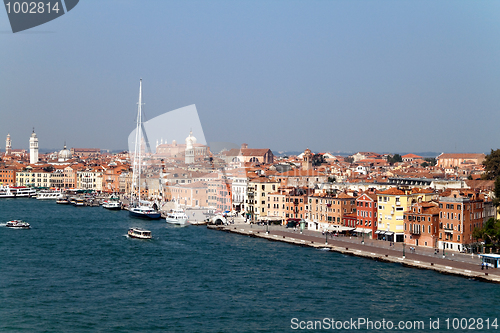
[{"x1": 410, "y1": 228, "x2": 420, "y2": 235}]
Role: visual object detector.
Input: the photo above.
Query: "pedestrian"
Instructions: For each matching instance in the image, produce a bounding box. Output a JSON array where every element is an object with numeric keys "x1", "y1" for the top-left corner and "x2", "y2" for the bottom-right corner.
[{"x1": 481, "y1": 263, "x2": 484, "y2": 270}]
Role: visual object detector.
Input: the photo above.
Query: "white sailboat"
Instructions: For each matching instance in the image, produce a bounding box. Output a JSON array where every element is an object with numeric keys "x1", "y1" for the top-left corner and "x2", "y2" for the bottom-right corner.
[{"x1": 128, "y1": 79, "x2": 161, "y2": 219}]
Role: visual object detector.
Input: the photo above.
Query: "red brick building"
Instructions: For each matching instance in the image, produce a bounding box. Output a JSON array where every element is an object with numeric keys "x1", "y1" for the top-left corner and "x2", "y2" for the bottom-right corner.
[
  {"x1": 355, "y1": 192, "x2": 378, "y2": 239},
  {"x1": 403, "y1": 201, "x2": 440, "y2": 249},
  {"x1": 438, "y1": 189, "x2": 484, "y2": 252}
]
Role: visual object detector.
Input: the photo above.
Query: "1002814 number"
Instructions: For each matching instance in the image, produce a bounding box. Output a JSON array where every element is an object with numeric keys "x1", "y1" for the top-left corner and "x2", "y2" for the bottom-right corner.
[
  {"x1": 445, "y1": 318, "x2": 498, "y2": 330},
  {"x1": 5, "y1": 2, "x2": 60, "y2": 14}
]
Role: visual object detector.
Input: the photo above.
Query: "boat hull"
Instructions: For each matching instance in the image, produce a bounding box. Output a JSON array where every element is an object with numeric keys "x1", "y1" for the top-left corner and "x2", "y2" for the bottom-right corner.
[
  {"x1": 128, "y1": 210, "x2": 161, "y2": 219},
  {"x1": 103, "y1": 202, "x2": 121, "y2": 210},
  {"x1": 165, "y1": 217, "x2": 188, "y2": 225}
]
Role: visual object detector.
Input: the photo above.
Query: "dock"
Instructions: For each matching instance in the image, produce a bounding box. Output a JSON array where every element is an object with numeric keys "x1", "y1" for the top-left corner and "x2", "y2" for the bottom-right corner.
[{"x1": 208, "y1": 224, "x2": 500, "y2": 284}]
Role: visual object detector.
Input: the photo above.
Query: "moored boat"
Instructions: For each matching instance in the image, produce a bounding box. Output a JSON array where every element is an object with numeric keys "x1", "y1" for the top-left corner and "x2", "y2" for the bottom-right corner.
[
  {"x1": 165, "y1": 208, "x2": 188, "y2": 225},
  {"x1": 56, "y1": 197, "x2": 70, "y2": 204},
  {"x1": 10, "y1": 186, "x2": 37, "y2": 197},
  {"x1": 36, "y1": 190, "x2": 63, "y2": 200},
  {"x1": 102, "y1": 194, "x2": 121, "y2": 210},
  {"x1": 128, "y1": 227, "x2": 152, "y2": 239},
  {"x1": 73, "y1": 197, "x2": 85, "y2": 206},
  {"x1": 6, "y1": 220, "x2": 30, "y2": 229},
  {"x1": 129, "y1": 206, "x2": 161, "y2": 219},
  {"x1": 103, "y1": 200, "x2": 121, "y2": 210}
]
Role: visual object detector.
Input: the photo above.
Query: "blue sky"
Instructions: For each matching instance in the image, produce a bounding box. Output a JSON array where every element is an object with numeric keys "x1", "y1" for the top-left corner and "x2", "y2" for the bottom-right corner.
[{"x1": 1, "y1": 0, "x2": 500, "y2": 154}]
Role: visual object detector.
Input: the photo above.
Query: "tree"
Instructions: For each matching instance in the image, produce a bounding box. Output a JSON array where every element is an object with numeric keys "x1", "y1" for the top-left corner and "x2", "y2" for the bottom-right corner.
[
  {"x1": 327, "y1": 176, "x2": 336, "y2": 183},
  {"x1": 312, "y1": 154, "x2": 325, "y2": 166},
  {"x1": 386, "y1": 154, "x2": 402, "y2": 164},
  {"x1": 344, "y1": 156, "x2": 354, "y2": 164},
  {"x1": 421, "y1": 162, "x2": 429, "y2": 168},
  {"x1": 475, "y1": 218, "x2": 500, "y2": 248},
  {"x1": 424, "y1": 157, "x2": 436, "y2": 166},
  {"x1": 482, "y1": 149, "x2": 500, "y2": 180}
]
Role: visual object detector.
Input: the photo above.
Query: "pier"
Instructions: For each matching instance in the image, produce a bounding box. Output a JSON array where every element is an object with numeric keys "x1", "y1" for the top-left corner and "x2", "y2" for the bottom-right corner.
[{"x1": 208, "y1": 223, "x2": 500, "y2": 284}]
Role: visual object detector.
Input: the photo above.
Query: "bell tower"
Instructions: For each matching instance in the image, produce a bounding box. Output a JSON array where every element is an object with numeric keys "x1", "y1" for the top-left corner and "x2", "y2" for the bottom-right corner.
[
  {"x1": 29, "y1": 128, "x2": 39, "y2": 164},
  {"x1": 5, "y1": 133, "x2": 11, "y2": 155},
  {"x1": 302, "y1": 148, "x2": 312, "y2": 171}
]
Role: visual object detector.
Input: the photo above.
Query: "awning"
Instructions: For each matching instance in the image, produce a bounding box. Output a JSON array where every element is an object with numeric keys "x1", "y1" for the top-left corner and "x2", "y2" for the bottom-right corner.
[
  {"x1": 385, "y1": 231, "x2": 394, "y2": 235},
  {"x1": 375, "y1": 230, "x2": 384, "y2": 234},
  {"x1": 354, "y1": 228, "x2": 371, "y2": 234},
  {"x1": 262, "y1": 216, "x2": 283, "y2": 221}
]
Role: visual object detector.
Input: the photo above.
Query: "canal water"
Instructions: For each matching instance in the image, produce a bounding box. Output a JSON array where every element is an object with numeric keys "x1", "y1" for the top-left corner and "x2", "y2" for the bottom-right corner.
[{"x1": 1, "y1": 198, "x2": 499, "y2": 332}]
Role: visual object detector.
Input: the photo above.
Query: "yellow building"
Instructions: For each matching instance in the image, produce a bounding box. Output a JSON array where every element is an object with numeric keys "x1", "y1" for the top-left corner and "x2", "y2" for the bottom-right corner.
[
  {"x1": 377, "y1": 188, "x2": 434, "y2": 242},
  {"x1": 247, "y1": 177, "x2": 280, "y2": 221},
  {"x1": 16, "y1": 167, "x2": 51, "y2": 188}
]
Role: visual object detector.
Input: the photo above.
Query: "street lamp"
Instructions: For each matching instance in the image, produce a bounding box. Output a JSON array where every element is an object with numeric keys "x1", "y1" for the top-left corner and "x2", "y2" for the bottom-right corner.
[{"x1": 403, "y1": 237, "x2": 406, "y2": 259}]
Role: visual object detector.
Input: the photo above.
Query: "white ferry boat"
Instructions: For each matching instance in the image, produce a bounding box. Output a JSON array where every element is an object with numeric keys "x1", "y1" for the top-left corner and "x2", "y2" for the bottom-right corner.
[
  {"x1": 165, "y1": 208, "x2": 189, "y2": 225},
  {"x1": 10, "y1": 186, "x2": 37, "y2": 197},
  {"x1": 36, "y1": 190, "x2": 63, "y2": 200},
  {"x1": 6, "y1": 220, "x2": 31, "y2": 229},
  {"x1": 128, "y1": 227, "x2": 152, "y2": 239}
]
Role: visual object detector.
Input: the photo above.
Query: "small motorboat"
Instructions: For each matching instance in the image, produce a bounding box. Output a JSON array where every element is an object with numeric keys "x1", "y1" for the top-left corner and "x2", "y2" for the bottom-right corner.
[
  {"x1": 56, "y1": 197, "x2": 70, "y2": 204},
  {"x1": 6, "y1": 220, "x2": 30, "y2": 229},
  {"x1": 128, "y1": 227, "x2": 152, "y2": 239}
]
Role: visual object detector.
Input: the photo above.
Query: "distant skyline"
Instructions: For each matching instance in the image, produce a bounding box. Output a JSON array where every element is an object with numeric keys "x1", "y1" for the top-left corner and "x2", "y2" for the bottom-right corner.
[{"x1": 2, "y1": 1, "x2": 500, "y2": 153}]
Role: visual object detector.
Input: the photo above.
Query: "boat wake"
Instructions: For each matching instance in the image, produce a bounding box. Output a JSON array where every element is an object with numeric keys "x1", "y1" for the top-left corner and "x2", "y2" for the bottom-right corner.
[{"x1": 0, "y1": 223, "x2": 7, "y2": 227}]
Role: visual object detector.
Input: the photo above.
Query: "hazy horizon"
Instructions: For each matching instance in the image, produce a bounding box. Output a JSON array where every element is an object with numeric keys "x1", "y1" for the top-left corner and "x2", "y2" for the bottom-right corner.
[{"x1": 2, "y1": 1, "x2": 500, "y2": 153}]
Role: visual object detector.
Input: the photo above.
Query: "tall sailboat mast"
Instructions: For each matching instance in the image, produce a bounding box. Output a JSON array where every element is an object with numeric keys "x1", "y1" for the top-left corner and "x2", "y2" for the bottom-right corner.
[{"x1": 132, "y1": 79, "x2": 144, "y2": 203}]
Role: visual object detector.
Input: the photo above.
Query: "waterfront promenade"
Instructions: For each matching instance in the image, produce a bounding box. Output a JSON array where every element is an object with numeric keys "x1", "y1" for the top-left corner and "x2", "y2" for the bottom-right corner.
[{"x1": 208, "y1": 222, "x2": 500, "y2": 283}]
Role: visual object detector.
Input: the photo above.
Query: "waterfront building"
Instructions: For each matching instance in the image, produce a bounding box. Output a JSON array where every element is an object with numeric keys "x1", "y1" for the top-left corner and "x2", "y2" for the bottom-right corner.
[
  {"x1": 355, "y1": 192, "x2": 378, "y2": 239},
  {"x1": 29, "y1": 130, "x2": 39, "y2": 164},
  {"x1": 231, "y1": 175, "x2": 248, "y2": 213},
  {"x1": 0, "y1": 164, "x2": 17, "y2": 186},
  {"x1": 16, "y1": 166, "x2": 51, "y2": 188},
  {"x1": 51, "y1": 167, "x2": 65, "y2": 188},
  {"x1": 63, "y1": 166, "x2": 77, "y2": 188},
  {"x1": 77, "y1": 167, "x2": 103, "y2": 191},
  {"x1": 376, "y1": 188, "x2": 434, "y2": 242},
  {"x1": 5, "y1": 134, "x2": 11, "y2": 155},
  {"x1": 247, "y1": 177, "x2": 280, "y2": 221},
  {"x1": 403, "y1": 201, "x2": 440, "y2": 248},
  {"x1": 308, "y1": 191, "x2": 357, "y2": 231},
  {"x1": 437, "y1": 189, "x2": 484, "y2": 252}
]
